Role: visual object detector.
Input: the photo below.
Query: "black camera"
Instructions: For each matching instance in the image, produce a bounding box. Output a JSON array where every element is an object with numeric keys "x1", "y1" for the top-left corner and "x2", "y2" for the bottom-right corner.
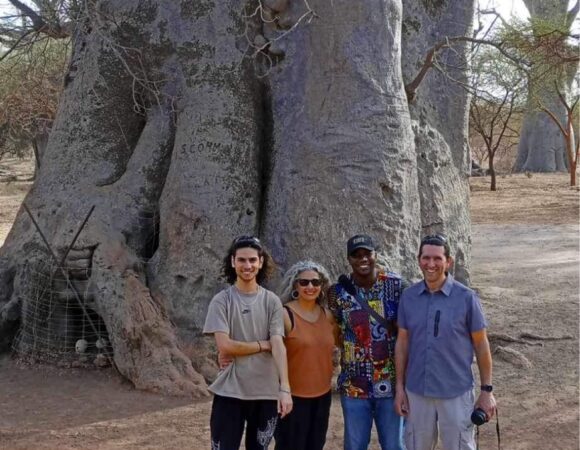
[{"x1": 471, "y1": 408, "x2": 488, "y2": 426}]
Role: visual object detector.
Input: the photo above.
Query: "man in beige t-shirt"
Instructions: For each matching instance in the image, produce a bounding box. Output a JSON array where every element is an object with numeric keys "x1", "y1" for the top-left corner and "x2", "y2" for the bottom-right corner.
[{"x1": 203, "y1": 236, "x2": 292, "y2": 450}]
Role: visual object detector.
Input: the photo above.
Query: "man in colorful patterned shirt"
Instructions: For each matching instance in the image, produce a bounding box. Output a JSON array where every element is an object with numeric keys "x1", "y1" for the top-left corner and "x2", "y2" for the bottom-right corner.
[{"x1": 328, "y1": 234, "x2": 406, "y2": 450}]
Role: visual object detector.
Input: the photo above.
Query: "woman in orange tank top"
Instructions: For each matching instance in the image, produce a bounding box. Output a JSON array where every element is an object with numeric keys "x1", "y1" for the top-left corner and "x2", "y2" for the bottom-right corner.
[{"x1": 274, "y1": 260, "x2": 338, "y2": 450}]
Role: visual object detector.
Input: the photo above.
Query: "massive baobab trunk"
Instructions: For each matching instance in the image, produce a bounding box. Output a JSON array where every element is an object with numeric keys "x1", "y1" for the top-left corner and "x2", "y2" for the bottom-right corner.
[
  {"x1": 262, "y1": 0, "x2": 420, "y2": 278},
  {"x1": 0, "y1": 0, "x2": 475, "y2": 395},
  {"x1": 514, "y1": 0, "x2": 579, "y2": 172}
]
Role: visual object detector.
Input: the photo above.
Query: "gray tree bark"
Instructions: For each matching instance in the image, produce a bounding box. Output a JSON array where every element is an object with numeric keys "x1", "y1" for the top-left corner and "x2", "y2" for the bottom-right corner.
[
  {"x1": 514, "y1": 0, "x2": 578, "y2": 172},
  {"x1": 262, "y1": 0, "x2": 420, "y2": 279},
  {"x1": 401, "y1": 0, "x2": 474, "y2": 283},
  {"x1": 0, "y1": 0, "x2": 475, "y2": 395}
]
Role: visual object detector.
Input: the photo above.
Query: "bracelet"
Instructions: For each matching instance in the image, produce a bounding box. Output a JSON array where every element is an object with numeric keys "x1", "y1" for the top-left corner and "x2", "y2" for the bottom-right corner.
[
  {"x1": 279, "y1": 387, "x2": 291, "y2": 394},
  {"x1": 257, "y1": 341, "x2": 262, "y2": 352}
]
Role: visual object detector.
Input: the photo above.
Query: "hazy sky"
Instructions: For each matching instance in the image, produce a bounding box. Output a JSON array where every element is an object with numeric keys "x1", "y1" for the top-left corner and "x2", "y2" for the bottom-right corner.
[{"x1": 481, "y1": 0, "x2": 530, "y2": 19}]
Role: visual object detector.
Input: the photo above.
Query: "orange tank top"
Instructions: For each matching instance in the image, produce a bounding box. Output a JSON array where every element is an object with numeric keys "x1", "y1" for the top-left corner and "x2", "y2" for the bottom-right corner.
[{"x1": 285, "y1": 306, "x2": 335, "y2": 398}]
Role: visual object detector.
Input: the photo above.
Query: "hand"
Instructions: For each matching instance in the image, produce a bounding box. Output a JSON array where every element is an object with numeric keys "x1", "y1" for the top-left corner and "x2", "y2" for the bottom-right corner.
[
  {"x1": 260, "y1": 340, "x2": 272, "y2": 352},
  {"x1": 277, "y1": 391, "x2": 293, "y2": 418},
  {"x1": 217, "y1": 352, "x2": 233, "y2": 369},
  {"x1": 394, "y1": 388, "x2": 409, "y2": 417},
  {"x1": 475, "y1": 392, "x2": 496, "y2": 421},
  {"x1": 332, "y1": 347, "x2": 341, "y2": 368}
]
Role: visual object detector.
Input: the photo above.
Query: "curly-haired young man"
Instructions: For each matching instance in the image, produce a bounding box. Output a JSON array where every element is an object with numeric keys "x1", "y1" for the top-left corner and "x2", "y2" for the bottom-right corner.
[{"x1": 203, "y1": 236, "x2": 292, "y2": 450}]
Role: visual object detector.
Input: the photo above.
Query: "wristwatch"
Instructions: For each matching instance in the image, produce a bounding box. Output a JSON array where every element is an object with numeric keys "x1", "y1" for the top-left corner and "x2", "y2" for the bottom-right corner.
[{"x1": 480, "y1": 384, "x2": 493, "y2": 392}]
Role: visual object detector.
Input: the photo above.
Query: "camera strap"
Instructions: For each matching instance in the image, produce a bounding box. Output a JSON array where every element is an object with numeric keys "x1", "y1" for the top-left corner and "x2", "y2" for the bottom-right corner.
[
  {"x1": 337, "y1": 274, "x2": 396, "y2": 336},
  {"x1": 475, "y1": 408, "x2": 501, "y2": 450}
]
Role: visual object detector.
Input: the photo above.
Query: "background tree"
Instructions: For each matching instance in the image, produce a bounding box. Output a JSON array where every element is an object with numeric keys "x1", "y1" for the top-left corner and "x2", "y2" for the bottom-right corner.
[
  {"x1": 469, "y1": 47, "x2": 524, "y2": 190},
  {"x1": 535, "y1": 74, "x2": 580, "y2": 185},
  {"x1": 0, "y1": 0, "x2": 475, "y2": 396},
  {"x1": 0, "y1": 0, "x2": 74, "y2": 44},
  {"x1": 512, "y1": 0, "x2": 580, "y2": 172},
  {"x1": 0, "y1": 38, "x2": 68, "y2": 167},
  {"x1": 0, "y1": 0, "x2": 73, "y2": 168}
]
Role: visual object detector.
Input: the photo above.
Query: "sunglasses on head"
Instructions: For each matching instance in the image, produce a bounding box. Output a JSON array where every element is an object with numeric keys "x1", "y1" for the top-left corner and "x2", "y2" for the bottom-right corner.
[
  {"x1": 297, "y1": 278, "x2": 322, "y2": 287},
  {"x1": 233, "y1": 235, "x2": 262, "y2": 249},
  {"x1": 421, "y1": 234, "x2": 447, "y2": 245}
]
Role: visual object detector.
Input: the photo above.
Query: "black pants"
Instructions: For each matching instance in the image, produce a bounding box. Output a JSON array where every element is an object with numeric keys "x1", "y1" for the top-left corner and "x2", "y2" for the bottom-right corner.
[
  {"x1": 210, "y1": 394, "x2": 278, "y2": 450},
  {"x1": 274, "y1": 391, "x2": 332, "y2": 450}
]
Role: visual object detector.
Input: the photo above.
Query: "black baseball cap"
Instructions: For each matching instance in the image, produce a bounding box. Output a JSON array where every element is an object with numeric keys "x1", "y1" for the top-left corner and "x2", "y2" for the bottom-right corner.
[{"x1": 347, "y1": 234, "x2": 377, "y2": 256}]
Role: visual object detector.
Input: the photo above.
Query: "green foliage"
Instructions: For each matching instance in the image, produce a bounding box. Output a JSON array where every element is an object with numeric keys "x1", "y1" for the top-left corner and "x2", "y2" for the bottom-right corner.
[
  {"x1": 475, "y1": 9, "x2": 579, "y2": 183},
  {"x1": 471, "y1": 45, "x2": 526, "y2": 105},
  {"x1": 496, "y1": 16, "x2": 579, "y2": 100},
  {"x1": 0, "y1": 37, "x2": 69, "y2": 158}
]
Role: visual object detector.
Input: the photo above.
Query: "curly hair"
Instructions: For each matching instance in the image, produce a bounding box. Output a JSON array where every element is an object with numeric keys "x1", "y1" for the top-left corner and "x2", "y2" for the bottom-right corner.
[
  {"x1": 221, "y1": 236, "x2": 276, "y2": 285},
  {"x1": 279, "y1": 260, "x2": 331, "y2": 306}
]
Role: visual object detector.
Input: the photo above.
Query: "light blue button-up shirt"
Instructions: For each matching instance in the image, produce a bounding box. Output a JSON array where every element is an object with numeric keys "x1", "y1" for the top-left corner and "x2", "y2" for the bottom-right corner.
[{"x1": 398, "y1": 274, "x2": 487, "y2": 399}]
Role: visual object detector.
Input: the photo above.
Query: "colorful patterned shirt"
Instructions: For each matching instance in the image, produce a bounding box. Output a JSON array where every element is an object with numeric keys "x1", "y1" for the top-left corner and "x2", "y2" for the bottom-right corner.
[{"x1": 329, "y1": 270, "x2": 406, "y2": 399}]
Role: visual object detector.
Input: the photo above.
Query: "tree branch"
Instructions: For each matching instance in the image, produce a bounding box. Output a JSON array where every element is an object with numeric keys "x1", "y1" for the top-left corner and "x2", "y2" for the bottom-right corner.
[
  {"x1": 7, "y1": 0, "x2": 69, "y2": 39},
  {"x1": 479, "y1": 8, "x2": 513, "y2": 31},
  {"x1": 405, "y1": 36, "x2": 527, "y2": 102},
  {"x1": 538, "y1": 100, "x2": 568, "y2": 137},
  {"x1": 0, "y1": 29, "x2": 35, "y2": 63}
]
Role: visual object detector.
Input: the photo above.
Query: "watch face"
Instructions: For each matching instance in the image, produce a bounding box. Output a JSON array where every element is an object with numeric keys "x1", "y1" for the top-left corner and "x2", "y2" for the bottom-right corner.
[{"x1": 481, "y1": 385, "x2": 493, "y2": 392}]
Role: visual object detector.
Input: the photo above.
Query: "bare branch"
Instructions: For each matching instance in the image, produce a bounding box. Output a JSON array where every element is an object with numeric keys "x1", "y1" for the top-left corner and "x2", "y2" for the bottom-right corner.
[
  {"x1": 405, "y1": 36, "x2": 528, "y2": 102},
  {"x1": 479, "y1": 8, "x2": 513, "y2": 30},
  {"x1": 0, "y1": 29, "x2": 35, "y2": 63},
  {"x1": 6, "y1": 0, "x2": 70, "y2": 39},
  {"x1": 538, "y1": 100, "x2": 568, "y2": 137}
]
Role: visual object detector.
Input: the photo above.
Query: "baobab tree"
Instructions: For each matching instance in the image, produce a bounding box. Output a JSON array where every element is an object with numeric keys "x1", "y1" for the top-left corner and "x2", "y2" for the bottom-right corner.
[
  {"x1": 0, "y1": 0, "x2": 475, "y2": 396},
  {"x1": 514, "y1": 0, "x2": 580, "y2": 172}
]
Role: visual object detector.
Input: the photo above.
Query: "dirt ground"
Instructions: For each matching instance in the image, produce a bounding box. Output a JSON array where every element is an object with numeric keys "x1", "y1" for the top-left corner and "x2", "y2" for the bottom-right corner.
[{"x1": 0, "y1": 159, "x2": 578, "y2": 450}]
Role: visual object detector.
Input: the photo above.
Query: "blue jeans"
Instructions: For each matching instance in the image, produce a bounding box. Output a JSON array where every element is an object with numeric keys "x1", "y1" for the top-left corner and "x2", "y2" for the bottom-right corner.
[{"x1": 341, "y1": 395, "x2": 405, "y2": 450}]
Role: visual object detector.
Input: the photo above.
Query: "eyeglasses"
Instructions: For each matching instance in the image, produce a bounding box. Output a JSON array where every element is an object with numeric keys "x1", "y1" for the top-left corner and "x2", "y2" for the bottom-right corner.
[
  {"x1": 233, "y1": 235, "x2": 262, "y2": 249},
  {"x1": 421, "y1": 234, "x2": 447, "y2": 245},
  {"x1": 297, "y1": 278, "x2": 322, "y2": 287}
]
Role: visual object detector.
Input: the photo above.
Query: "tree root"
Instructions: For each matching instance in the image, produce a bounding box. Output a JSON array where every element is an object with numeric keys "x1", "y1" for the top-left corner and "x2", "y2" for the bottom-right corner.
[
  {"x1": 494, "y1": 346, "x2": 532, "y2": 369},
  {"x1": 488, "y1": 332, "x2": 543, "y2": 346},
  {"x1": 519, "y1": 332, "x2": 573, "y2": 341},
  {"x1": 490, "y1": 331, "x2": 574, "y2": 369},
  {"x1": 488, "y1": 331, "x2": 574, "y2": 348},
  {"x1": 93, "y1": 242, "x2": 209, "y2": 398}
]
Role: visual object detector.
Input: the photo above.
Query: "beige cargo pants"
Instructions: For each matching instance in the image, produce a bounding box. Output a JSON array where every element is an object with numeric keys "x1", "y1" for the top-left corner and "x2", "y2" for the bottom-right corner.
[{"x1": 404, "y1": 389, "x2": 476, "y2": 450}]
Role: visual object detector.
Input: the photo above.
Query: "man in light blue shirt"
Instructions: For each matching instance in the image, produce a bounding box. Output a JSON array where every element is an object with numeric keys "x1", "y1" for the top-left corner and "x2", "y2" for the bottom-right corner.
[{"x1": 394, "y1": 235, "x2": 496, "y2": 450}]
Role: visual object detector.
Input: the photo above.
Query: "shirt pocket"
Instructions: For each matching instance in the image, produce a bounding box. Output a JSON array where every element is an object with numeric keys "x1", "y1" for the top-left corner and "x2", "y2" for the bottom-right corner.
[{"x1": 435, "y1": 305, "x2": 468, "y2": 339}]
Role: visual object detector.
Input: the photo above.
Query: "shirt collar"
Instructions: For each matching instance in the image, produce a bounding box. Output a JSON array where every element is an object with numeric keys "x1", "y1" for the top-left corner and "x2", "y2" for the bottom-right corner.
[{"x1": 419, "y1": 273, "x2": 455, "y2": 296}]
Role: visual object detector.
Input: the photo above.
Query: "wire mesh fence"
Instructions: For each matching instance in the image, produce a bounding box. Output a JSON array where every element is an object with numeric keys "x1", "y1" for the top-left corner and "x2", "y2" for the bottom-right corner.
[{"x1": 11, "y1": 207, "x2": 160, "y2": 368}]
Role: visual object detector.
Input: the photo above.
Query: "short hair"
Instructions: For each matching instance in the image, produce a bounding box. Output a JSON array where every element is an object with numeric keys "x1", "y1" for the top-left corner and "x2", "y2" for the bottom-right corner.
[
  {"x1": 418, "y1": 234, "x2": 451, "y2": 258},
  {"x1": 221, "y1": 235, "x2": 276, "y2": 285},
  {"x1": 279, "y1": 260, "x2": 331, "y2": 306}
]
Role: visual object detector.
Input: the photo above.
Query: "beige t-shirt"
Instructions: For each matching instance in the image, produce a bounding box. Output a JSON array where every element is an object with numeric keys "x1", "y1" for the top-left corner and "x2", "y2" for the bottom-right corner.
[{"x1": 203, "y1": 285, "x2": 284, "y2": 400}]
